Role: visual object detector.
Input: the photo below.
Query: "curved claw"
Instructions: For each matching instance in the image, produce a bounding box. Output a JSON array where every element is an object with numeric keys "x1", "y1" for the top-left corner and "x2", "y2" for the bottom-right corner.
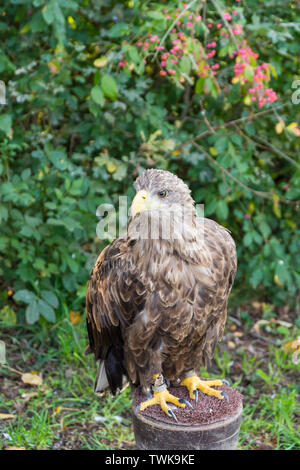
[
  {"x1": 221, "y1": 391, "x2": 229, "y2": 403},
  {"x1": 179, "y1": 398, "x2": 194, "y2": 410},
  {"x1": 221, "y1": 379, "x2": 230, "y2": 386},
  {"x1": 168, "y1": 408, "x2": 178, "y2": 422},
  {"x1": 193, "y1": 389, "x2": 198, "y2": 403}
]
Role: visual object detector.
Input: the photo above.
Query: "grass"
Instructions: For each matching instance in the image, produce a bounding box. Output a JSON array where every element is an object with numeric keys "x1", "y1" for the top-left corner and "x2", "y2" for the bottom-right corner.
[
  {"x1": 0, "y1": 318, "x2": 135, "y2": 450},
  {"x1": 0, "y1": 310, "x2": 299, "y2": 450}
]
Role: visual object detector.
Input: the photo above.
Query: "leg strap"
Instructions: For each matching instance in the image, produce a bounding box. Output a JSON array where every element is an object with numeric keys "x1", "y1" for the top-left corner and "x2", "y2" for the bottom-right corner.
[{"x1": 152, "y1": 374, "x2": 167, "y2": 393}]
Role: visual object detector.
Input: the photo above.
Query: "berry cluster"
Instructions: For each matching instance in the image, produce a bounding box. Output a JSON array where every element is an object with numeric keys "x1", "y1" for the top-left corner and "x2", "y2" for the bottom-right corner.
[
  {"x1": 118, "y1": 4, "x2": 277, "y2": 107},
  {"x1": 232, "y1": 43, "x2": 277, "y2": 107}
]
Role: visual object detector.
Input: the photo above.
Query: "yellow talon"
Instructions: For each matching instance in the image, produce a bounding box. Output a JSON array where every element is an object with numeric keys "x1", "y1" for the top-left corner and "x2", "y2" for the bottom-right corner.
[
  {"x1": 137, "y1": 374, "x2": 195, "y2": 421},
  {"x1": 180, "y1": 375, "x2": 226, "y2": 401},
  {"x1": 140, "y1": 388, "x2": 186, "y2": 416}
]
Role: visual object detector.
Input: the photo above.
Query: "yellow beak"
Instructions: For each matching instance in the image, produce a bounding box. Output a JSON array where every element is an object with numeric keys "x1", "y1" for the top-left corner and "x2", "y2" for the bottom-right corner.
[{"x1": 131, "y1": 190, "x2": 160, "y2": 217}]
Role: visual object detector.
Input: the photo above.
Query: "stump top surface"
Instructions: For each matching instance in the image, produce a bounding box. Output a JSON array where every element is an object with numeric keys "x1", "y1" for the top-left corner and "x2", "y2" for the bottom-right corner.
[{"x1": 133, "y1": 379, "x2": 243, "y2": 427}]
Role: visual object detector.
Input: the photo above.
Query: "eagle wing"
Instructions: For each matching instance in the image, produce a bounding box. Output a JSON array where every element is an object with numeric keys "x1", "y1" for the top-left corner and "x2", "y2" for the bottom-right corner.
[{"x1": 86, "y1": 237, "x2": 149, "y2": 394}]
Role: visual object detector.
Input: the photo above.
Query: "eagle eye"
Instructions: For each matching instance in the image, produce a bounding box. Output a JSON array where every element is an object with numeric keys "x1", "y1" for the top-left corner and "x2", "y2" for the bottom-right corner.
[{"x1": 157, "y1": 190, "x2": 167, "y2": 198}]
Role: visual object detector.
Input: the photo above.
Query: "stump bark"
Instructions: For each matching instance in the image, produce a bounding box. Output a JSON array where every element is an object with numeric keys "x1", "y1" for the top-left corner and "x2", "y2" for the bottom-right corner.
[{"x1": 132, "y1": 381, "x2": 243, "y2": 450}]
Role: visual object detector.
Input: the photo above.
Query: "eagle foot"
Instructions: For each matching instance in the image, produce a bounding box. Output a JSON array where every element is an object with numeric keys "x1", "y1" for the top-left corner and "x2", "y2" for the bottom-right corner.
[
  {"x1": 180, "y1": 374, "x2": 230, "y2": 402},
  {"x1": 137, "y1": 377, "x2": 191, "y2": 421}
]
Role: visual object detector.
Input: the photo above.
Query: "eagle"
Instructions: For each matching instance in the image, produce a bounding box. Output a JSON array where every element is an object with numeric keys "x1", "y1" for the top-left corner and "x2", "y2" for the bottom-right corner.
[{"x1": 86, "y1": 169, "x2": 237, "y2": 420}]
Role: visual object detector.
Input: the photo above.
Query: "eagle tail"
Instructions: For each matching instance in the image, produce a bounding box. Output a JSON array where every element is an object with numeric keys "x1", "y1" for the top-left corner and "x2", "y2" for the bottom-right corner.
[
  {"x1": 95, "y1": 347, "x2": 127, "y2": 395},
  {"x1": 94, "y1": 360, "x2": 109, "y2": 393}
]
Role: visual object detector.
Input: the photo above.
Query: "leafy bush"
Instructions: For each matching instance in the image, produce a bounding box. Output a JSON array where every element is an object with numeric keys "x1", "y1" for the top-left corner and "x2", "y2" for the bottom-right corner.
[{"x1": 0, "y1": 0, "x2": 299, "y2": 324}]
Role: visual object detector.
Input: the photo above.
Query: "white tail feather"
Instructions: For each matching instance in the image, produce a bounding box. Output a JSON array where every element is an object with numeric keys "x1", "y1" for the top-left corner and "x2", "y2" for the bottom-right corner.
[
  {"x1": 95, "y1": 360, "x2": 109, "y2": 393},
  {"x1": 94, "y1": 360, "x2": 129, "y2": 394}
]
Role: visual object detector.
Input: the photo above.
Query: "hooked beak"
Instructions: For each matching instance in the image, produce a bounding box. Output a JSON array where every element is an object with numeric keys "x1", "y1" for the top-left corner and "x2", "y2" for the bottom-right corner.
[{"x1": 130, "y1": 190, "x2": 160, "y2": 217}]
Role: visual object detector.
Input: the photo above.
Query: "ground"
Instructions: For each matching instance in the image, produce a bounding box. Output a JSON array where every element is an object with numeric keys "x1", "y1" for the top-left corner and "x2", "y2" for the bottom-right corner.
[{"x1": 0, "y1": 303, "x2": 299, "y2": 450}]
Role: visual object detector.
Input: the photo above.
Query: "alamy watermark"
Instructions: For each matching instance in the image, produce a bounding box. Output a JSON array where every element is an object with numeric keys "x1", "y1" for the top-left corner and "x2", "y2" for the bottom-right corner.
[
  {"x1": 0, "y1": 80, "x2": 6, "y2": 105},
  {"x1": 291, "y1": 80, "x2": 300, "y2": 105},
  {"x1": 0, "y1": 340, "x2": 6, "y2": 364},
  {"x1": 95, "y1": 197, "x2": 205, "y2": 252}
]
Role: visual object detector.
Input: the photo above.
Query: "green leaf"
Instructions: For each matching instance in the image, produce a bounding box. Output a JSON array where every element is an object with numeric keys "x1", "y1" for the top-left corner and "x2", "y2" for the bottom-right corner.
[
  {"x1": 47, "y1": 218, "x2": 66, "y2": 227},
  {"x1": 24, "y1": 215, "x2": 41, "y2": 228},
  {"x1": 62, "y1": 273, "x2": 77, "y2": 292},
  {"x1": 26, "y1": 301, "x2": 40, "y2": 324},
  {"x1": 204, "y1": 77, "x2": 219, "y2": 97},
  {"x1": 268, "y1": 63, "x2": 277, "y2": 78},
  {"x1": 14, "y1": 289, "x2": 36, "y2": 304},
  {"x1": 243, "y1": 232, "x2": 253, "y2": 247},
  {"x1": 215, "y1": 136, "x2": 229, "y2": 154},
  {"x1": 0, "y1": 206, "x2": 8, "y2": 223},
  {"x1": 0, "y1": 236, "x2": 8, "y2": 251},
  {"x1": 135, "y1": 60, "x2": 145, "y2": 75},
  {"x1": 253, "y1": 231, "x2": 263, "y2": 244},
  {"x1": 59, "y1": 0, "x2": 78, "y2": 8},
  {"x1": 37, "y1": 299, "x2": 56, "y2": 323},
  {"x1": 179, "y1": 56, "x2": 191, "y2": 75},
  {"x1": 0, "y1": 114, "x2": 12, "y2": 136},
  {"x1": 113, "y1": 163, "x2": 127, "y2": 181},
  {"x1": 40, "y1": 290, "x2": 59, "y2": 308},
  {"x1": 69, "y1": 178, "x2": 83, "y2": 195},
  {"x1": 218, "y1": 182, "x2": 228, "y2": 197},
  {"x1": 227, "y1": 83, "x2": 241, "y2": 104},
  {"x1": 275, "y1": 262, "x2": 290, "y2": 284},
  {"x1": 204, "y1": 199, "x2": 217, "y2": 215},
  {"x1": 0, "y1": 305, "x2": 17, "y2": 325},
  {"x1": 66, "y1": 255, "x2": 79, "y2": 273},
  {"x1": 53, "y1": 0, "x2": 65, "y2": 25},
  {"x1": 216, "y1": 200, "x2": 229, "y2": 220},
  {"x1": 47, "y1": 149, "x2": 68, "y2": 170},
  {"x1": 93, "y1": 56, "x2": 108, "y2": 68},
  {"x1": 244, "y1": 65, "x2": 254, "y2": 80},
  {"x1": 108, "y1": 23, "x2": 129, "y2": 38},
  {"x1": 259, "y1": 221, "x2": 271, "y2": 238},
  {"x1": 249, "y1": 269, "x2": 263, "y2": 288},
  {"x1": 229, "y1": 134, "x2": 242, "y2": 146},
  {"x1": 147, "y1": 11, "x2": 165, "y2": 20},
  {"x1": 128, "y1": 46, "x2": 140, "y2": 64},
  {"x1": 42, "y1": 3, "x2": 54, "y2": 24},
  {"x1": 195, "y1": 77, "x2": 205, "y2": 94},
  {"x1": 91, "y1": 86, "x2": 104, "y2": 105},
  {"x1": 101, "y1": 75, "x2": 118, "y2": 100}
]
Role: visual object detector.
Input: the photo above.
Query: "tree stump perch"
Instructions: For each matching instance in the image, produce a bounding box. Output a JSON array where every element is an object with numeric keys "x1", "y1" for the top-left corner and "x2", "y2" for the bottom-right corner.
[{"x1": 132, "y1": 381, "x2": 243, "y2": 450}]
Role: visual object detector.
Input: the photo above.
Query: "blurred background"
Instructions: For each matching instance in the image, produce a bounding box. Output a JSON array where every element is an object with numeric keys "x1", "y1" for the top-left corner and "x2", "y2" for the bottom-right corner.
[{"x1": 0, "y1": 0, "x2": 299, "y2": 450}]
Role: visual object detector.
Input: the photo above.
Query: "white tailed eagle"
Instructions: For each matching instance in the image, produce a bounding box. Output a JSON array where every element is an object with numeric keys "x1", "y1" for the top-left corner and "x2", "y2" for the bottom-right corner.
[{"x1": 86, "y1": 169, "x2": 237, "y2": 419}]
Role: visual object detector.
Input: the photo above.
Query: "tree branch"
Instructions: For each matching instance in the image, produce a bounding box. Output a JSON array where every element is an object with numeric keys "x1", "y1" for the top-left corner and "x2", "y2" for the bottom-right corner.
[
  {"x1": 209, "y1": 0, "x2": 239, "y2": 48},
  {"x1": 252, "y1": 135, "x2": 300, "y2": 171},
  {"x1": 190, "y1": 141, "x2": 300, "y2": 205},
  {"x1": 180, "y1": 102, "x2": 288, "y2": 149}
]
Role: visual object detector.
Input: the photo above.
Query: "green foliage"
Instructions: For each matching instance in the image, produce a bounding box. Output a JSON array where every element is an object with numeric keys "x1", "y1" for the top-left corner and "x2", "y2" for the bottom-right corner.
[
  {"x1": 0, "y1": 0, "x2": 299, "y2": 323},
  {"x1": 13, "y1": 289, "x2": 58, "y2": 323}
]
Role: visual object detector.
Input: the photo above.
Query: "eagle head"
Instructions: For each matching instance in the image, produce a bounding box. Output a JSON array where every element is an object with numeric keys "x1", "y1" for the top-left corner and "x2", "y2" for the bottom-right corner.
[{"x1": 131, "y1": 169, "x2": 195, "y2": 218}]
